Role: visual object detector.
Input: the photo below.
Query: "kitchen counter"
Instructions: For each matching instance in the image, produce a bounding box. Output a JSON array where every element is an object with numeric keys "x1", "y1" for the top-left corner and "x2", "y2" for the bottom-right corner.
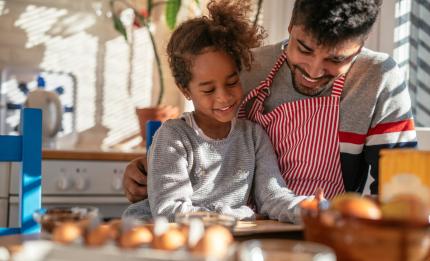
[{"x1": 42, "y1": 149, "x2": 145, "y2": 161}]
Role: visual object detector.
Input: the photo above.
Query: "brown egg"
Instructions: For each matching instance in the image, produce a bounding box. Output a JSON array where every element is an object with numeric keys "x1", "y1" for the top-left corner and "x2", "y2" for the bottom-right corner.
[
  {"x1": 191, "y1": 225, "x2": 233, "y2": 257},
  {"x1": 107, "y1": 219, "x2": 122, "y2": 240},
  {"x1": 381, "y1": 194, "x2": 430, "y2": 223},
  {"x1": 86, "y1": 224, "x2": 116, "y2": 247},
  {"x1": 152, "y1": 228, "x2": 186, "y2": 251},
  {"x1": 331, "y1": 193, "x2": 382, "y2": 220},
  {"x1": 300, "y1": 199, "x2": 319, "y2": 210},
  {"x1": 119, "y1": 226, "x2": 153, "y2": 248},
  {"x1": 52, "y1": 222, "x2": 83, "y2": 244}
]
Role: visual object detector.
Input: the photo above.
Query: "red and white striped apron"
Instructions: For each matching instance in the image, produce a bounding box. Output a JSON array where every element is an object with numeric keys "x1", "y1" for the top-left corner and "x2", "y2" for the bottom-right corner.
[{"x1": 239, "y1": 51, "x2": 345, "y2": 199}]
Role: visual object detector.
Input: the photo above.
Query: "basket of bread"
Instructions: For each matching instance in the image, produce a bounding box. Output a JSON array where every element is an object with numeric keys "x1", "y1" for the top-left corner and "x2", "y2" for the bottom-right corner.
[
  {"x1": 301, "y1": 149, "x2": 430, "y2": 261},
  {"x1": 301, "y1": 192, "x2": 430, "y2": 261}
]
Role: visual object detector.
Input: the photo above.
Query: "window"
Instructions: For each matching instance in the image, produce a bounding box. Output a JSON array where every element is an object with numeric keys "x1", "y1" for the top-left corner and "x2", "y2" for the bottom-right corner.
[{"x1": 394, "y1": 0, "x2": 430, "y2": 127}]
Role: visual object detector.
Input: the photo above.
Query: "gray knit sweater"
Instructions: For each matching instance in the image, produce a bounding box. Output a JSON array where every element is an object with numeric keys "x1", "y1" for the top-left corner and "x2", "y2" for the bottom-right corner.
[{"x1": 123, "y1": 114, "x2": 309, "y2": 223}]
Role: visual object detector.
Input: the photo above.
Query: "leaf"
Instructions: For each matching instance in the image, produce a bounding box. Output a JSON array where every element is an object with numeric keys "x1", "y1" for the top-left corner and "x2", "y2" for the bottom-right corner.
[
  {"x1": 165, "y1": 0, "x2": 181, "y2": 30},
  {"x1": 147, "y1": 0, "x2": 153, "y2": 16},
  {"x1": 112, "y1": 12, "x2": 128, "y2": 41},
  {"x1": 194, "y1": 0, "x2": 199, "y2": 4}
]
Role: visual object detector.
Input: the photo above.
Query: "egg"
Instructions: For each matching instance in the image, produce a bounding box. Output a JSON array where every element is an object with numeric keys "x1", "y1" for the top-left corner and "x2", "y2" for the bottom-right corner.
[
  {"x1": 152, "y1": 228, "x2": 186, "y2": 250},
  {"x1": 331, "y1": 193, "x2": 382, "y2": 220},
  {"x1": 86, "y1": 224, "x2": 116, "y2": 247},
  {"x1": 300, "y1": 198, "x2": 319, "y2": 210},
  {"x1": 106, "y1": 219, "x2": 122, "y2": 240},
  {"x1": 191, "y1": 225, "x2": 233, "y2": 257},
  {"x1": 119, "y1": 225, "x2": 153, "y2": 249},
  {"x1": 52, "y1": 222, "x2": 83, "y2": 244}
]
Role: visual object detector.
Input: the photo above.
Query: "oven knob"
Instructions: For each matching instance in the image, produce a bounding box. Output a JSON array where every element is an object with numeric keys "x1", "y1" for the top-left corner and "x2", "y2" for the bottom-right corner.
[
  {"x1": 57, "y1": 177, "x2": 71, "y2": 191},
  {"x1": 112, "y1": 176, "x2": 122, "y2": 191},
  {"x1": 74, "y1": 176, "x2": 88, "y2": 191}
]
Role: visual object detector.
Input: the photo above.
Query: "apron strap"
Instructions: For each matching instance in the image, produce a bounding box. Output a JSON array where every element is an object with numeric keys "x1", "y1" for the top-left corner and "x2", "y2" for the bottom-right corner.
[
  {"x1": 331, "y1": 75, "x2": 345, "y2": 97},
  {"x1": 238, "y1": 52, "x2": 289, "y2": 119}
]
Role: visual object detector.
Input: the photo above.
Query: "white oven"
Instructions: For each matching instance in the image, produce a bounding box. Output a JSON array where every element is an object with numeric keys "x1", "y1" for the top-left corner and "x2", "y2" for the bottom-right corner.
[{"x1": 4, "y1": 151, "x2": 142, "y2": 227}]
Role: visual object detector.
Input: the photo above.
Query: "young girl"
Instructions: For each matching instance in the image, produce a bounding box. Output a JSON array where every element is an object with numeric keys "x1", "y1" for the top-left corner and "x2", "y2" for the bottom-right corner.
[{"x1": 123, "y1": 0, "x2": 311, "y2": 223}]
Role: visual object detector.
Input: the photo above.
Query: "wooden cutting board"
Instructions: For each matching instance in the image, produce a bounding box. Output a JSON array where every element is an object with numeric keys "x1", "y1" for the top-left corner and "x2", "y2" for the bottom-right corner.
[{"x1": 233, "y1": 220, "x2": 303, "y2": 236}]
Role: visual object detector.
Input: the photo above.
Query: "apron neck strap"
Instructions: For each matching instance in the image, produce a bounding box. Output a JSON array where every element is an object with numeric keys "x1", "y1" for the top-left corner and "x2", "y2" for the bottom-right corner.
[{"x1": 330, "y1": 75, "x2": 346, "y2": 97}]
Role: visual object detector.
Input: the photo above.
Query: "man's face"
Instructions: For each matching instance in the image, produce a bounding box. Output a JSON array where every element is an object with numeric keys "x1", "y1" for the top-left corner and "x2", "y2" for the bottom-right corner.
[{"x1": 286, "y1": 25, "x2": 363, "y2": 96}]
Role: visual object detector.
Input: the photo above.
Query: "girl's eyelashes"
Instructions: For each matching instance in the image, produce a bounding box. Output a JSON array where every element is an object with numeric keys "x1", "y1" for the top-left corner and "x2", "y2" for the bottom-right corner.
[
  {"x1": 202, "y1": 89, "x2": 215, "y2": 94},
  {"x1": 226, "y1": 80, "x2": 239, "y2": 87}
]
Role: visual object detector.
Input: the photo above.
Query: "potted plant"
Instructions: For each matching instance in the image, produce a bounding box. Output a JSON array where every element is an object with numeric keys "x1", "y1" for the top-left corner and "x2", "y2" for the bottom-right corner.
[
  {"x1": 109, "y1": 0, "x2": 201, "y2": 145},
  {"x1": 109, "y1": 0, "x2": 264, "y2": 146}
]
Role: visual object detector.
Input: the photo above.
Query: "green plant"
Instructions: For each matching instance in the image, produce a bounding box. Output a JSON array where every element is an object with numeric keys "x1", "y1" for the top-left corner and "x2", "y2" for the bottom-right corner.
[{"x1": 110, "y1": 0, "x2": 264, "y2": 106}]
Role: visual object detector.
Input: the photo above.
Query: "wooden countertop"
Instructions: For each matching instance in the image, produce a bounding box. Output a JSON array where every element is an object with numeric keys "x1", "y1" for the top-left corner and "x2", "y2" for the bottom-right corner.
[
  {"x1": 233, "y1": 220, "x2": 302, "y2": 236},
  {"x1": 42, "y1": 149, "x2": 145, "y2": 161}
]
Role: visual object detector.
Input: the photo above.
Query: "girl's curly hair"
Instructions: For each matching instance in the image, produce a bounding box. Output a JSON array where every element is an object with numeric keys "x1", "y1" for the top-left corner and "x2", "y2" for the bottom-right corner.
[{"x1": 167, "y1": 0, "x2": 266, "y2": 89}]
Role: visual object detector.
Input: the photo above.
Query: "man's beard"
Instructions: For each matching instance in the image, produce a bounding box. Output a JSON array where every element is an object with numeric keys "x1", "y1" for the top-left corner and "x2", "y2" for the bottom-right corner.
[{"x1": 290, "y1": 65, "x2": 335, "y2": 97}]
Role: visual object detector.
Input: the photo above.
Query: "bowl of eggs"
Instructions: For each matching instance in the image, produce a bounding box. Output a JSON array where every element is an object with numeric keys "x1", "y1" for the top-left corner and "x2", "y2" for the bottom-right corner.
[
  {"x1": 45, "y1": 216, "x2": 236, "y2": 261},
  {"x1": 33, "y1": 207, "x2": 99, "y2": 234},
  {"x1": 300, "y1": 193, "x2": 430, "y2": 261}
]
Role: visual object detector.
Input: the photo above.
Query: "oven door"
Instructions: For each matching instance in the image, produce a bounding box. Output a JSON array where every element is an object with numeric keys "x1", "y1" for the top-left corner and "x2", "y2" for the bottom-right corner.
[
  {"x1": 0, "y1": 199, "x2": 7, "y2": 227},
  {"x1": 0, "y1": 162, "x2": 10, "y2": 227},
  {"x1": 8, "y1": 196, "x2": 129, "y2": 227}
]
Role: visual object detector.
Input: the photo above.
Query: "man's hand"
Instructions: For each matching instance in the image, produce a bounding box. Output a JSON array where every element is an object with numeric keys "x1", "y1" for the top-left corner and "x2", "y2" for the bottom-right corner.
[{"x1": 123, "y1": 157, "x2": 149, "y2": 203}]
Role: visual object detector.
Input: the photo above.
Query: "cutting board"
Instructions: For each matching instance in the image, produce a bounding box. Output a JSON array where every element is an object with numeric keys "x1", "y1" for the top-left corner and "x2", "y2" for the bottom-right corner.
[{"x1": 233, "y1": 220, "x2": 303, "y2": 236}]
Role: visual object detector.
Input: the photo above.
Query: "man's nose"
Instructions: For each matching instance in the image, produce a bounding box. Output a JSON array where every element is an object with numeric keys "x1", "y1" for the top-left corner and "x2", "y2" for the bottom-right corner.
[{"x1": 305, "y1": 59, "x2": 326, "y2": 79}]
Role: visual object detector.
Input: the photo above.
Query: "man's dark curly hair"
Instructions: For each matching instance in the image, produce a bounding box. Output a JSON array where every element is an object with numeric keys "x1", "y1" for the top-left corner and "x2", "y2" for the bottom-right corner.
[
  {"x1": 291, "y1": 0, "x2": 382, "y2": 46},
  {"x1": 167, "y1": 0, "x2": 266, "y2": 89}
]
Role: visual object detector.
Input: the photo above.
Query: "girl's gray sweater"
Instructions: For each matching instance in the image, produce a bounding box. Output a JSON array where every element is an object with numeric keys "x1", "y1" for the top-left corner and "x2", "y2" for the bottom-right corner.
[{"x1": 123, "y1": 116, "x2": 309, "y2": 223}]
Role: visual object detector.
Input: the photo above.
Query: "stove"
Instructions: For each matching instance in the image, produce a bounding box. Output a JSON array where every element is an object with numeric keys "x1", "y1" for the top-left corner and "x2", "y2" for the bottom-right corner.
[{"x1": 1, "y1": 149, "x2": 144, "y2": 227}]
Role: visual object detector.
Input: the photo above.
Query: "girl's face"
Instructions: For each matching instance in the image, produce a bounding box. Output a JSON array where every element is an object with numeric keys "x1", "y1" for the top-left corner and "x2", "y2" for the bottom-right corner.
[{"x1": 183, "y1": 50, "x2": 243, "y2": 127}]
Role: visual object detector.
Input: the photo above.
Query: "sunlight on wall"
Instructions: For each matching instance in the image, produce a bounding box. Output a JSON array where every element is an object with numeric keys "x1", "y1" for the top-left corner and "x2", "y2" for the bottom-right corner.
[
  {"x1": 15, "y1": 5, "x2": 99, "y2": 133},
  {"x1": 131, "y1": 28, "x2": 153, "y2": 108},
  {"x1": 102, "y1": 27, "x2": 154, "y2": 147},
  {"x1": 15, "y1": 5, "x2": 68, "y2": 48},
  {"x1": 1, "y1": 1, "x2": 157, "y2": 148},
  {"x1": 40, "y1": 32, "x2": 98, "y2": 132},
  {"x1": 103, "y1": 36, "x2": 134, "y2": 146}
]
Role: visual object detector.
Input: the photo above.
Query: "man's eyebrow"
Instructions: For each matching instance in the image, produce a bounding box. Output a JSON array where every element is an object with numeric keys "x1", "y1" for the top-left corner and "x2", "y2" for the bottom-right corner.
[
  {"x1": 328, "y1": 49, "x2": 361, "y2": 61},
  {"x1": 328, "y1": 54, "x2": 347, "y2": 61},
  {"x1": 297, "y1": 39, "x2": 313, "y2": 52}
]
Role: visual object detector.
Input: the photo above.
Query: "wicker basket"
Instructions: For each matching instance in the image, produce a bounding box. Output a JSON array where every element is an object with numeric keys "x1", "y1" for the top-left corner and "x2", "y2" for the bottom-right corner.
[{"x1": 302, "y1": 209, "x2": 430, "y2": 261}]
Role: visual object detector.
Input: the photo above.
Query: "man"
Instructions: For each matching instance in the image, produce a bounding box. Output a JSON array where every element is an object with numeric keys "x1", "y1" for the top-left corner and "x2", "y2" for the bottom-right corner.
[{"x1": 123, "y1": 0, "x2": 417, "y2": 202}]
